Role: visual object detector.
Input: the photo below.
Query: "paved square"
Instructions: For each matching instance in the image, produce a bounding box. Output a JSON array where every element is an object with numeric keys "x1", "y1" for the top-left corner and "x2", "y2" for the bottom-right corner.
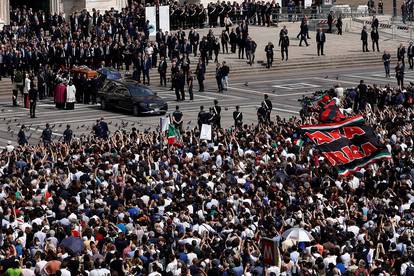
[{"x1": 272, "y1": 83, "x2": 321, "y2": 90}]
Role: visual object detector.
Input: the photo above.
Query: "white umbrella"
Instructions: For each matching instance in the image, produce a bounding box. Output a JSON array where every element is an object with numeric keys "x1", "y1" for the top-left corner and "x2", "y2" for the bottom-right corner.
[{"x1": 282, "y1": 228, "x2": 314, "y2": 242}]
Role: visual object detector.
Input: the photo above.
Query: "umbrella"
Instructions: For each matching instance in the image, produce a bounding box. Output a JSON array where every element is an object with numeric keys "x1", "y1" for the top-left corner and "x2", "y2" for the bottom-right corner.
[
  {"x1": 97, "y1": 67, "x2": 122, "y2": 80},
  {"x1": 60, "y1": 236, "x2": 85, "y2": 255},
  {"x1": 282, "y1": 228, "x2": 314, "y2": 242},
  {"x1": 127, "y1": 207, "x2": 140, "y2": 217}
]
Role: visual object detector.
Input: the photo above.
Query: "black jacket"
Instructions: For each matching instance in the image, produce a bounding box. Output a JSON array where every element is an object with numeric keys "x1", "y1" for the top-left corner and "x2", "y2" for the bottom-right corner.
[
  {"x1": 28, "y1": 88, "x2": 38, "y2": 101},
  {"x1": 316, "y1": 31, "x2": 326, "y2": 43},
  {"x1": 361, "y1": 30, "x2": 368, "y2": 41}
]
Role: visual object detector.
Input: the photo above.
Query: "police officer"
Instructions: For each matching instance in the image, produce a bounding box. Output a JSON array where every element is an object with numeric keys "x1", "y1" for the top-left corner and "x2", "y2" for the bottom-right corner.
[
  {"x1": 212, "y1": 99, "x2": 222, "y2": 129},
  {"x1": 17, "y1": 125, "x2": 28, "y2": 146},
  {"x1": 262, "y1": 94, "x2": 273, "y2": 123},
  {"x1": 41, "y1": 123, "x2": 52, "y2": 146},
  {"x1": 233, "y1": 105, "x2": 243, "y2": 128},
  {"x1": 197, "y1": 105, "x2": 210, "y2": 130},
  {"x1": 63, "y1": 124, "x2": 73, "y2": 144},
  {"x1": 172, "y1": 105, "x2": 183, "y2": 133}
]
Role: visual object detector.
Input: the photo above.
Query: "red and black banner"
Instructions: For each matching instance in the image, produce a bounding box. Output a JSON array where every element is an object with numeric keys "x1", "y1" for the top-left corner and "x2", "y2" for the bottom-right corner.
[{"x1": 300, "y1": 115, "x2": 392, "y2": 176}]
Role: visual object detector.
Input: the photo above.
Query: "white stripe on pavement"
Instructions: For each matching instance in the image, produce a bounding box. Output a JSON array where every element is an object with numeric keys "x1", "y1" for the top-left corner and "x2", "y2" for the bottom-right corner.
[{"x1": 227, "y1": 86, "x2": 313, "y2": 98}]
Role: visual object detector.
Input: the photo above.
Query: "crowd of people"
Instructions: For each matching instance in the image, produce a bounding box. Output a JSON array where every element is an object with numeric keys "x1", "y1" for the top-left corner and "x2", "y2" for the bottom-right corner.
[
  {"x1": 2, "y1": 78, "x2": 414, "y2": 275},
  {"x1": 5, "y1": 2, "x2": 414, "y2": 276}
]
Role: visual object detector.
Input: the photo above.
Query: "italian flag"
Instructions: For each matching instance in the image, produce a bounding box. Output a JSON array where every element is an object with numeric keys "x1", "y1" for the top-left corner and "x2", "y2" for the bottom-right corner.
[
  {"x1": 294, "y1": 139, "x2": 304, "y2": 149},
  {"x1": 168, "y1": 124, "x2": 179, "y2": 145}
]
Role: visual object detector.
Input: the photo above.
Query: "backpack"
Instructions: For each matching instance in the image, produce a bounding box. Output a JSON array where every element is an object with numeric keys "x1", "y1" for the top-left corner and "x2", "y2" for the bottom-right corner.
[{"x1": 406, "y1": 265, "x2": 414, "y2": 276}]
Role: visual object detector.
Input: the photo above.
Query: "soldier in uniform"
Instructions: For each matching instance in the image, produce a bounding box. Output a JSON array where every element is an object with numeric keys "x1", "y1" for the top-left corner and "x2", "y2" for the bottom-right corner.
[
  {"x1": 171, "y1": 5, "x2": 178, "y2": 30},
  {"x1": 212, "y1": 99, "x2": 222, "y2": 129},
  {"x1": 41, "y1": 123, "x2": 53, "y2": 146},
  {"x1": 172, "y1": 105, "x2": 183, "y2": 133},
  {"x1": 179, "y1": 6, "x2": 186, "y2": 29},
  {"x1": 208, "y1": 4, "x2": 216, "y2": 28},
  {"x1": 189, "y1": 5, "x2": 197, "y2": 28},
  {"x1": 198, "y1": 4, "x2": 206, "y2": 28},
  {"x1": 63, "y1": 124, "x2": 73, "y2": 144},
  {"x1": 233, "y1": 105, "x2": 243, "y2": 128},
  {"x1": 219, "y1": 3, "x2": 226, "y2": 27},
  {"x1": 262, "y1": 94, "x2": 273, "y2": 123}
]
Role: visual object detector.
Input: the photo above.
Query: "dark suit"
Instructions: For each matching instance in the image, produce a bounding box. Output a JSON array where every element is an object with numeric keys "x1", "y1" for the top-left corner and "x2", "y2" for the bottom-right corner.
[
  {"x1": 398, "y1": 47, "x2": 406, "y2": 66},
  {"x1": 361, "y1": 29, "x2": 369, "y2": 52},
  {"x1": 371, "y1": 29, "x2": 379, "y2": 52},
  {"x1": 279, "y1": 31, "x2": 289, "y2": 61},
  {"x1": 158, "y1": 60, "x2": 167, "y2": 86},
  {"x1": 196, "y1": 63, "x2": 206, "y2": 92},
  {"x1": 316, "y1": 31, "x2": 326, "y2": 56},
  {"x1": 28, "y1": 88, "x2": 38, "y2": 118},
  {"x1": 408, "y1": 45, "x2": 414, "y2": 69},
  {"x1": 189, "y1": 31, "x2": 200, "y2": 56}
]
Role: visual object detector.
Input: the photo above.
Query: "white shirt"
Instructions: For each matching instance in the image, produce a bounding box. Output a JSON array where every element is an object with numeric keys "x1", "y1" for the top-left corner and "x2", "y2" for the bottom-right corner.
[
  {"x1": 21, "y1": 268, "x2": 35, "y2": 276},
  {"x1": 290, "y1": 251, "x2": 300, "y2": 264},
  {"x1": 166, "y1": 259, "x2": 178, "y2": 273},
  {"x1": 6, "y1": 144, "x2": 14, "y2": 152},
  {"x1": 335, "y1": 87, "x2": 344, "y2": 98},
  {"x1": 60, "y1": 268, "x2": 72, "y2": 276},
  {"x1": 35, "y1": 260, "x2": 47, "y2": 275},
  {"x1": 145, "y1": 46, "x2": 154, "y2": 55},
  {"x1": 188, "y1": 252, "x2": 198, "y2": 265},
  {"x1": 24, "y1": 77, "x2": 31, "y2": 94},
  {"x1": 66, "y1": 84, "x2": 76, "y2": 103},
  {"x1": 341, "y1": 252, "x2": 351, "y2": 268},
  {"x1": 200, "y1": 152, "x2": 210, "y2": 162},
  {"x1": 34, "y1": 231, "x2": 46, "y2": 246},
  {"x1": 88, "y1": 268, "x2": 110, "y2": 276}
]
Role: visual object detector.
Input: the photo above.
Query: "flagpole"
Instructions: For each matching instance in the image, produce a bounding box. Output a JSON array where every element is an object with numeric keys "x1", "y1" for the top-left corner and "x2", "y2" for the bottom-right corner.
[{"x1": 159, "y1": 117, "x2": 163, "y2": 148}]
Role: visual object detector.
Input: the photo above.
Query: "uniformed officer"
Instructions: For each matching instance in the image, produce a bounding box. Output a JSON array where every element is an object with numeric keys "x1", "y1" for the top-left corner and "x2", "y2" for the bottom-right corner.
[
  {"x1": 197, "y1": 4, "x2": 206, "y2": 28},
  {"x1": 262, "y1": 94, "x2": 273, "y2": 123},
  {"x1": 172, "y1": 105, "x2": 183, "y2": 133},
  {"x1": 63, "y1": 124, "x2": 73, "y2": 144},
  {"x1": 233, "y1": 105, "x2": 243, "y2": 128},
  {"x1": 41, "y1": 123, "x2": 52, "y2": 146},
  {"x1": 212, "y1": 99, "x2": 222, "y2": 129}
]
